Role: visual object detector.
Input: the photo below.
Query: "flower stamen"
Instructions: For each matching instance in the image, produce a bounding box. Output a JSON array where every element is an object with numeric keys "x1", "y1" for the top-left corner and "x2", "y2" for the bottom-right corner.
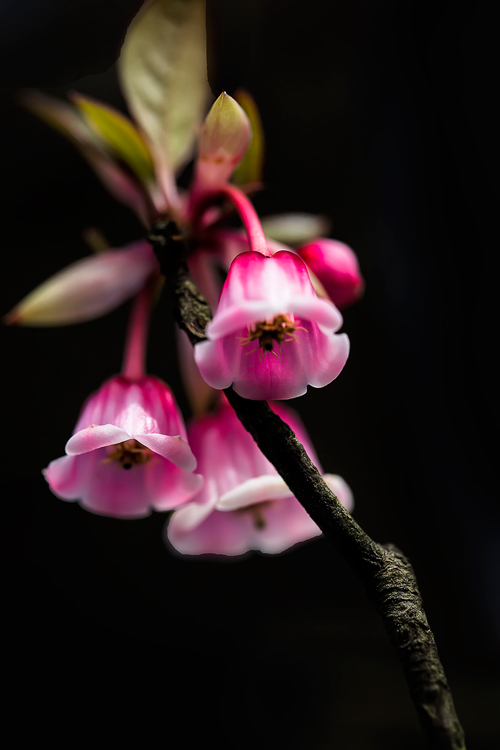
[
  {"x1": 105, "y1": 439, "x2": 152, "y2": 470},
  {"x1": 235, "y1": 500, "x2": 271, "y2": 529},
  {"x1": 238, "y1": 314, "x2": 307, "y2": 358}
]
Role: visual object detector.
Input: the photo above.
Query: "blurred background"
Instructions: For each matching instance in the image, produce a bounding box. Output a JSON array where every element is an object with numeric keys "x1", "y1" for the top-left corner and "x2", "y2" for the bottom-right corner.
[{"x1": 1, "y1": 1, "x2": 498, "y2": 747}]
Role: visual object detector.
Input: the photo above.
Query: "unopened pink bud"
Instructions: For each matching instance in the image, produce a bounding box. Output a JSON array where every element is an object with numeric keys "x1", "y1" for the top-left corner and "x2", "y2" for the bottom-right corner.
[{"x1": 297, "y1": 239, "x2": 365, "y2": 309}]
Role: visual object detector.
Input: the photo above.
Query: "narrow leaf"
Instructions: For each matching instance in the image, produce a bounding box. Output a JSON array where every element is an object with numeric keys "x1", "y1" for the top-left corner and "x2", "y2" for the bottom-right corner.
[
  {"x1": 22, "y1": 90, "x2": 103, "y2": 152},
  {"x1": 71, "y1": 93, "x2": 156, "y2": 187},
  {"x1": 22, "y1": 91, "x2": 154, "y2": 225}
]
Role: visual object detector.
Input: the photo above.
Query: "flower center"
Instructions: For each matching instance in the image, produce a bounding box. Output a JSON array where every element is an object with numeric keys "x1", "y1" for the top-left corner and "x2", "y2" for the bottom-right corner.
[
  {"x1": 238, "y1": 314, "x2": 306, "y2": 359},
  {"x1": 236, "y1": 501, "x2": 271, "y2": 529},
  {"x1": 106, "y1": 439, "x2": 153, "y2": 470}
]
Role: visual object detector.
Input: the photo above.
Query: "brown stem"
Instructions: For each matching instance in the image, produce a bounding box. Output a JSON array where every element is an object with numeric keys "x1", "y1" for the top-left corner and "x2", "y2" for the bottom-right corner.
[{"x1": 149, "y1": 221, "x2": 466, "y2": 750}]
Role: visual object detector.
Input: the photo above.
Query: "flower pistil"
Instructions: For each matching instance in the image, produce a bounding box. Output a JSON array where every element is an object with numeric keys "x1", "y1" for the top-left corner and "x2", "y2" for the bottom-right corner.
[
  {"x1": 238, "y1": 314, "x2": 307, "y2": 359},
  {"x1": 105, "y1": 439, "x2": 153, "y2": 470}
]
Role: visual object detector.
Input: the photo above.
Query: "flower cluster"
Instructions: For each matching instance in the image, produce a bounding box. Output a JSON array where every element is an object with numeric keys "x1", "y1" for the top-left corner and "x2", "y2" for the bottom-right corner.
[{"x1": 6, "y1": 0, "x2": 363, "y2": 556}]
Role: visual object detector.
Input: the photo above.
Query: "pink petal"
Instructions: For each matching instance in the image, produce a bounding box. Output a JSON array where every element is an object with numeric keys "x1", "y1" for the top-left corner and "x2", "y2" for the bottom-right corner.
[
  {"x1": 43, "y1": 455, "x2": 81, "y2": 500},
  {"x1": 215, "y1": 251, "x2": 316, "y2": 317},
  {"x1": 72, "y1": 376, "x2": 189, "y2": 441},
  {"x1": 166, "y1": 498, "x2": 254, "y2": 556},
  {"x1": 204, "y1": 300, "x2": 282, "y2": 339},
  {"x1": 134, "y1": 433, "x2": 197, "y2": 471},
  {"x1": 45, "y1": 449, "x2": 202, "y2": 518},
  {"x1": 197, "y1": 321, "x2": 348, "y2": 401},
  {"x1": 301, "y1": 330, "x2": 350, "y2": 389},
  {"x1": 217, "y1": 475, "x2": 291, "y2": 510},
  {"x1": 145, "y1": 458, "x2": 204, "y2": 511},
  {"x1": 193, "y1": 338, "x2": 236, "y2": 391},
  {"x1": 65, "y1": 424, "x2": 130, "y2": 455},
  {"x1": 247, "y1": 497, "x2": 322, "y2": 554}
]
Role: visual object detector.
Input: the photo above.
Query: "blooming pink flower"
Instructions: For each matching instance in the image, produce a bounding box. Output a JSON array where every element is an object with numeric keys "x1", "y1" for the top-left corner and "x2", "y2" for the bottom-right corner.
[
  {"x1": 166, "y1": 397, "x2": 353, "y2": 556},
  {"x1": 44, "y1": 376, "x2": 203, "y2": 518},
  {"x1": 194, "y1": 250, "x2": 350, "y2": 400},
  {"x1": 297, "y1": 239, "x2": 365, "y2": 309}
]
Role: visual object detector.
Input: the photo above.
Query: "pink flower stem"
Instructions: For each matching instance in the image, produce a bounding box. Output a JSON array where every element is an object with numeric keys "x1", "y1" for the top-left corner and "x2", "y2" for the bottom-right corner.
[
  {"x1": 220, "y1": 184, "x2": 270, "y2": 256},
  {"x1": 121, "y1": 275, "x2": 155, "y2": 380},
  {"x1": 197, "y1": 184, "x2": 270, "y2": 257}
]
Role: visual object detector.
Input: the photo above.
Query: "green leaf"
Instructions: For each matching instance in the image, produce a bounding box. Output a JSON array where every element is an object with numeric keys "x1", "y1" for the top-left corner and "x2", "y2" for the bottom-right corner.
[
  {"x1": 21, "y1": 90, "x2": 103, "y2": 152},
  {"x1": 232, "y1": 89, "x2": 265, "y2": 186},
  {"x1": 118, "y1": 0, "x2": 210, "y2": 179},
  {"x1": 21, "y1": 91, "x2": 154, "y2": 226},
  {"x1": 71, "y1": 93, "x2": 156, "y2": 187}
]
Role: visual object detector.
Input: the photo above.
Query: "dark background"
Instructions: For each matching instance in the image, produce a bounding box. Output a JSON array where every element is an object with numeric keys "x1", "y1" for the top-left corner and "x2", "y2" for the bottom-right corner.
[{"x1": 1, "y1": 1, "x2": 498, "y2": 747}]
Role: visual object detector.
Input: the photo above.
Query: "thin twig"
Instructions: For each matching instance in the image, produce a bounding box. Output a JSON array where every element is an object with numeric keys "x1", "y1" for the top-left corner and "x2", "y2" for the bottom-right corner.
[{"x1": 150, "y1": 222, "x2": 466, "y2": 750}]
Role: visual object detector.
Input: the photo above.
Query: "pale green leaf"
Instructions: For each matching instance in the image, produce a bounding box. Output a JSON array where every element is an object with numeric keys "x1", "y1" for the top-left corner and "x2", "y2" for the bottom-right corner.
[
  {"x1": 21, "y1": 91, "x2": 153, "y2": 225},
  {"x1": 261, "y1": 213, "x2": 332, "y2": 246},
  {"x1": 21, "y1": 90, "x2": 103, "y2": 152},
  {"x1": 119, "y1": 0, "x2": 210, "y2": 180}
]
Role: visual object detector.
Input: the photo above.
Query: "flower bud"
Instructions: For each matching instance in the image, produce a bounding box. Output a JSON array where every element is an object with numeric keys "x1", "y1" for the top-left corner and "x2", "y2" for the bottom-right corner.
[
  {"x1": 297, "y1": 239, "x2": 365, "y2": 309},
  {"x1": 5, "y1": 242, "x2": 157, "y2": 326},
  {"x1": 194, "y1": 92, "x2": 252, "y2": 190}
]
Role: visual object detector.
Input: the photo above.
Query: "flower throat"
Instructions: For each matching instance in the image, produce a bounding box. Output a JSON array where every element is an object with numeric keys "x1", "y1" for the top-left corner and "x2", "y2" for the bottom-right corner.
[{"x1": 239, "y1": 314, "x2": 306, "y2": 359}]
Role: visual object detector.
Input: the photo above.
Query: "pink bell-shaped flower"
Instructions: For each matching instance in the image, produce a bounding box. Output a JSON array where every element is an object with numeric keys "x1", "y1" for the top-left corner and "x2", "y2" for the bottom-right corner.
[
  {"x1": 194, "y1": 250, "x2": 350, "y2": 400},
  {"x1": 166, "y1": 396, "x2": 353, "y2": 556},
  {"x1": 44, "y1": 375, "x2": 203, "y2": 518},
  {"x1": 297, "y1": 239, "x2": 365, "y2": 309}
]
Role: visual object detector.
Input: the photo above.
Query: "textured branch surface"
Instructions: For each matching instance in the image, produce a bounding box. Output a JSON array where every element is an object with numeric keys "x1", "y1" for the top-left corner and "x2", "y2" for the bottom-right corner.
[{"x1": 150, "y1": 223, "x2": 466, "y2": 750}]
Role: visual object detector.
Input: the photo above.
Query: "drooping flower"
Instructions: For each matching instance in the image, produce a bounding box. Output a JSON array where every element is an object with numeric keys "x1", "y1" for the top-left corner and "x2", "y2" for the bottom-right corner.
[
  {"x1": 194, "y1": 249, "x2": 350, "y2": 400},
  {"x1": 166, "y1": 396, "x2": 353, "y2": 556},
  {"x1": 44, "y1": 375, "x2": 203, "y2": 518},
  {"x1": 297, "y1": 238, "x2": 365, "y2": 309}
]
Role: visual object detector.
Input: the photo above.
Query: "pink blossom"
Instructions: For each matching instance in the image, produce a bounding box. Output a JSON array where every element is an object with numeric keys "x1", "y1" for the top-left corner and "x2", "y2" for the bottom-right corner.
[
  {"x1": 44, "y1": 376, "x2": 203, "y2": 518},
  {"x1": 166, "y1": 397, "x2": 353, "y2": 556},
  {"x1": 194, "y1": 249, "x2": 350, "y2": 400},
  {"x1": 297, "y1": 239, "x2": 365, "y2": 309}
]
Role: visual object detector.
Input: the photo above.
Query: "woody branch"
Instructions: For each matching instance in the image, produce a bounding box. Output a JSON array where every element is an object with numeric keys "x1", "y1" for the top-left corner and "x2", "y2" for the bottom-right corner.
[{"x1": 149, "y1": 219, "x2": 466, "y2": 750}]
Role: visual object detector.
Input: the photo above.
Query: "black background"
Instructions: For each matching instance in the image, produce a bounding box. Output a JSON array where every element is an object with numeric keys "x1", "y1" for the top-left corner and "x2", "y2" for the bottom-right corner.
[{"x1": 1, "y1": 1, "x2": 499, "y2": 747}]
